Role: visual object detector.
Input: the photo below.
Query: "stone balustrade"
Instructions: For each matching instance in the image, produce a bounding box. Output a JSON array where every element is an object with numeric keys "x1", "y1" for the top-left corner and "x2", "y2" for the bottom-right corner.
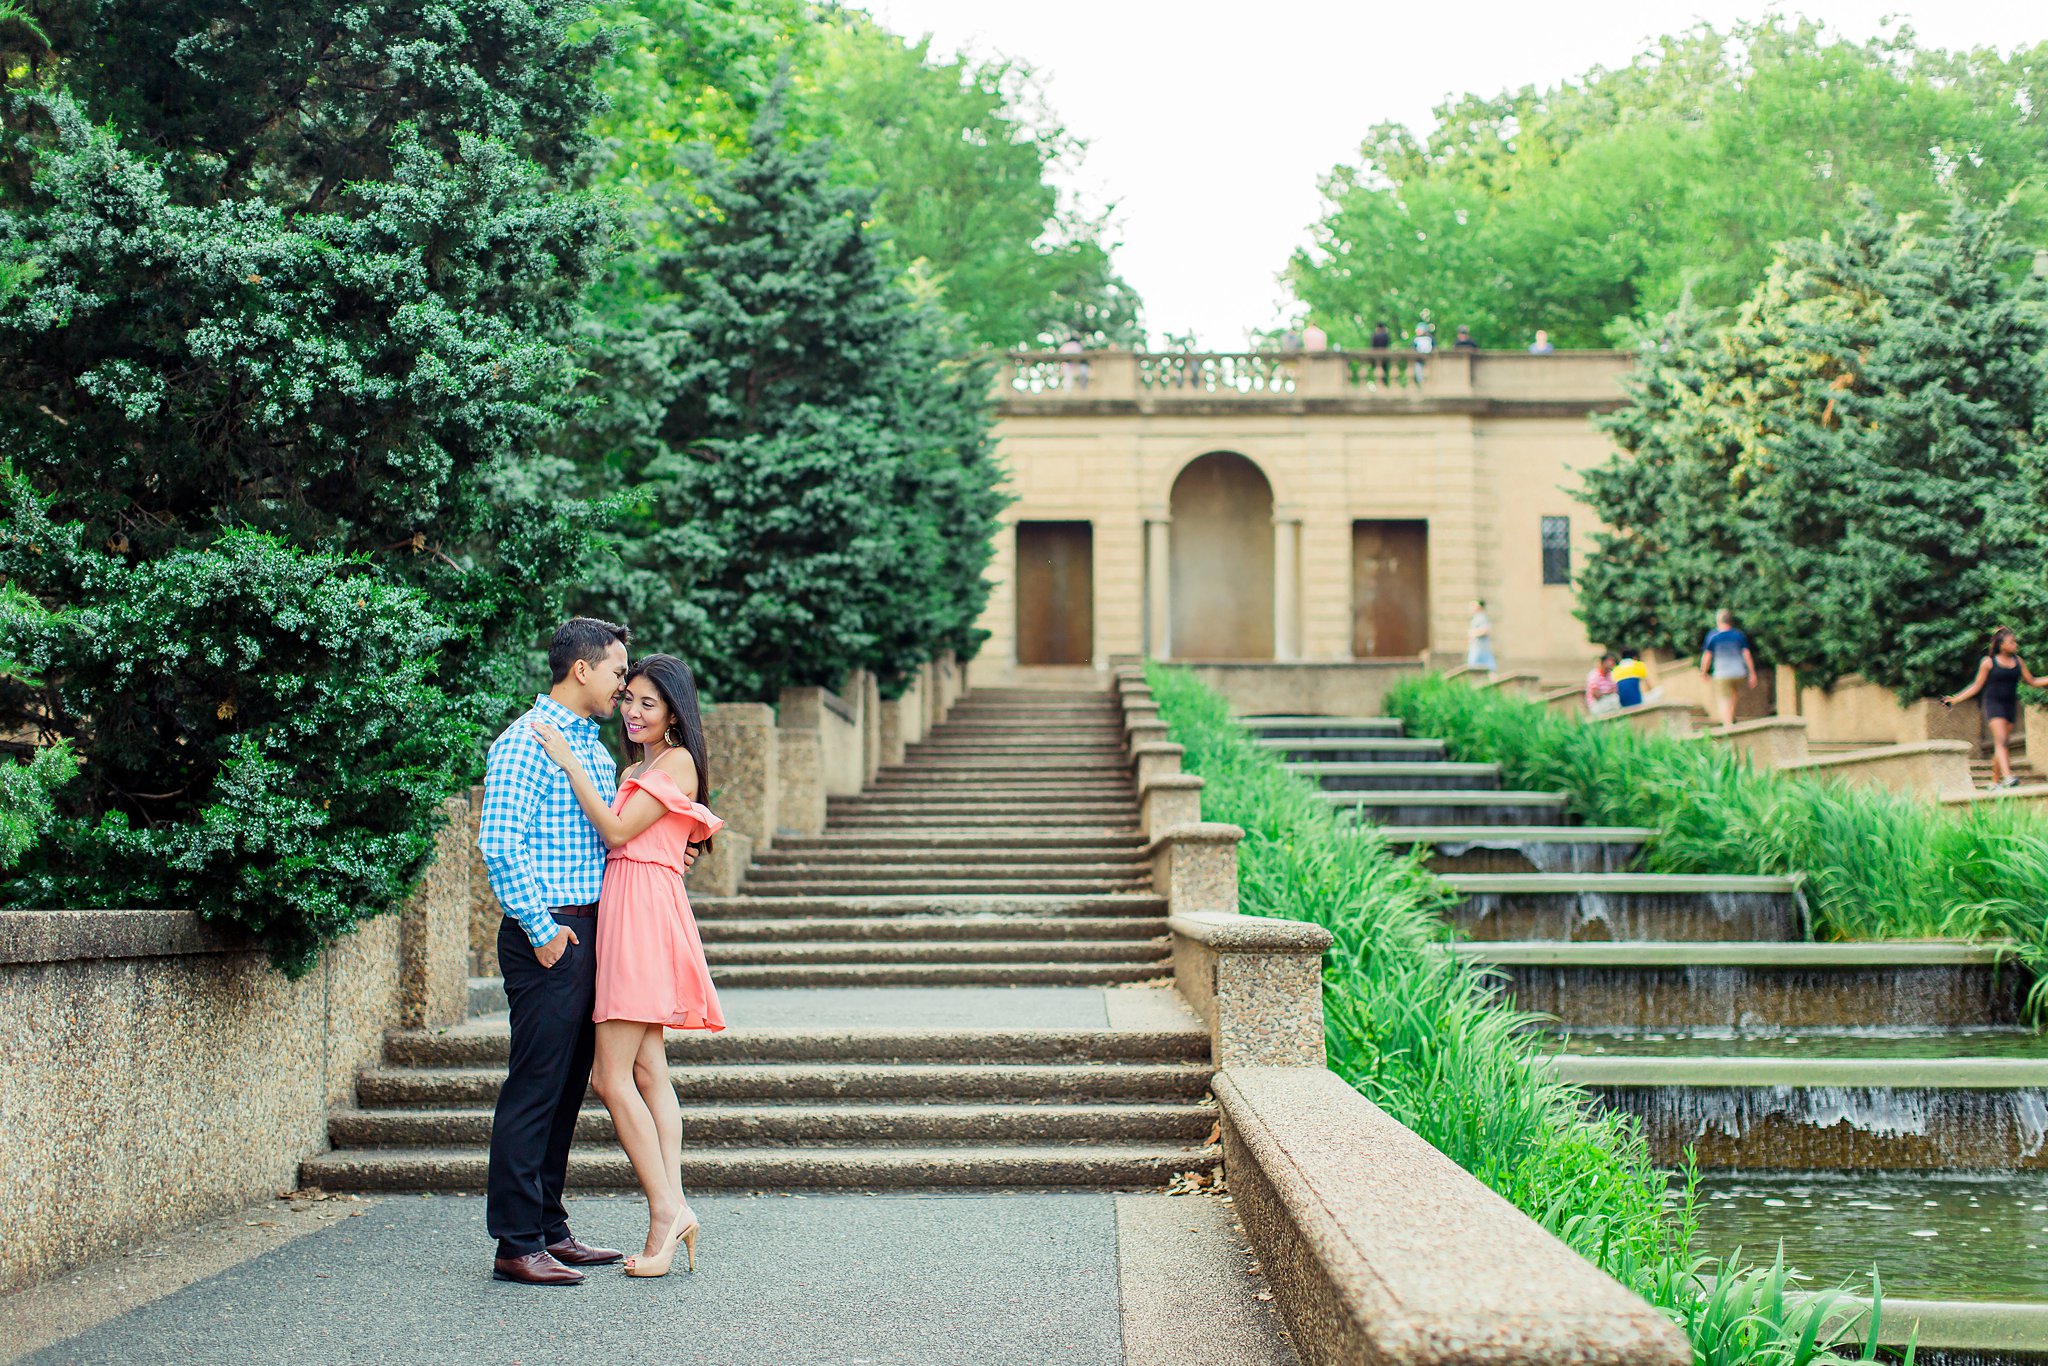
[{"x1": 995, "y1": 348, "x2": 1633, "y2": 409}]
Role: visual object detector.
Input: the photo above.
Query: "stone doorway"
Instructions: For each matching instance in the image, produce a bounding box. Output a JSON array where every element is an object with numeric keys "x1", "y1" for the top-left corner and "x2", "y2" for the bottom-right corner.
[
  {"x1": 1169, "y1": 452, "x2": 1274, "y2": 659},
  {"x1": 1352, "y1": 519, "x2": 1431, "y2": 657},
  {"x1": 1014, "y1": 520, "x2": 1095, "y2": 665}
]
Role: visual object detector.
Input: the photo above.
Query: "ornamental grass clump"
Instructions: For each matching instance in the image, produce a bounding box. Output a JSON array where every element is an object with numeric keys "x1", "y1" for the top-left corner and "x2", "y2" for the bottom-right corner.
[
  {"x1": 1385, "y1": 674, "x2": 2048, "y2": 1012},
  {"x1": 1147, "y1": 664, "x2": 1905, "y2": 1364}
]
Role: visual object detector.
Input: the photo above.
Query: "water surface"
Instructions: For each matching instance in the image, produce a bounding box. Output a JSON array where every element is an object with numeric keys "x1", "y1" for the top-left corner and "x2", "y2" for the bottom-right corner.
[{"x1": 1680, "y1": 1171, "x2": 2048, "y2": 1301}]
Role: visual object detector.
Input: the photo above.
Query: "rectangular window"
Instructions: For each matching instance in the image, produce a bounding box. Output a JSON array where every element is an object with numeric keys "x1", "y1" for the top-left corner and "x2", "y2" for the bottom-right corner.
[{"x1": 1540, "y1": 516, "x2": 1571, "y2": 585}]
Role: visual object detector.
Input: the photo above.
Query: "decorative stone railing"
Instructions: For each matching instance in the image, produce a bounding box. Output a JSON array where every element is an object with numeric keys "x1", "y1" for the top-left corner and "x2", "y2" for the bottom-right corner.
[{"x1": 996, "y1": 348, "x2": 1632, "y2": 406}]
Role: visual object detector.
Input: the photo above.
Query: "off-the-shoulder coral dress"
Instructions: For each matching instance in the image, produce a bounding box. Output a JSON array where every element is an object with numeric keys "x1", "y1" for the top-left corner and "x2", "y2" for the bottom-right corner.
[{"x1": 592, "y1": 766, "x2": 726, "y2": 1031}]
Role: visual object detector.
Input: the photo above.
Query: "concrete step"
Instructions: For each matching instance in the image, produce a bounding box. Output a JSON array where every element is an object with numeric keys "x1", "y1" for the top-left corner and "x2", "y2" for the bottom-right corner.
[
  {"x1": 1441, "y1": 873, "x2": 1804, "y2": 942},
  {"x1": 749, "y1": 847, "x2": 1148, "y2": 867},
  {"x1": 1383, "y1": 826, "x2": 1655, "y2": 874},
  {"x1": 329, "y1": 1101, "x2": 1218, "y2": 1148},
  {"x1": 704, "y1": 938, "x2": 1167, "y2": 966},
  {"x1": 1453, "y1": 940, "x2": 2026, "y2": 1031},
  {"x1": 826, "y1": 805, "x2": 1137, "y2": 820},
  {"x1": 709, "y1": 961, "x2": 1169, "y2": 987},
  {"x1": 733, "y1": 878, "x2": 1151, "y2": 897},
  {"x1": 822, "y1": 815, "x2": 1142, "y2": 831},
  {"x1": 744, "y1": 861, "x2": 1149, "y2": 882},
  {"x1": 872, "y1": 768, "x2": 1135, "y2": 780},
  {"x1": 360, "y1": 1060, "x2": 1212, "y2": 1107},
  {"x1": 1545, "y1": 1055, "x2": 2048, "y2": 1171},
  {"x1": 302, "y1": 1143, "x2": 1206, "y2": 1192},
  {"x1": 1323, "y1": 791, "x2": 1569, "y2": 826},
  {"x1": 1287, "y1": 761, "x2": 1501, "y2": 792},
  {"x1": 699, "y1": 917, "x2": 1168, "y2": 943},
  {"x1": 697, "y1": 893, "x2": 1166, "y2": 918},
  {"x1": 390, "y1": 1023, "x2": 1212, "y2": 1068},
  {"x1": 770, "y1": 832, "x2": 1146, "y2": 851}
]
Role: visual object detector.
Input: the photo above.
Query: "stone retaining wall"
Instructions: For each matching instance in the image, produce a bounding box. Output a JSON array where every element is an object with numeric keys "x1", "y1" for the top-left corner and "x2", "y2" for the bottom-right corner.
[{"x1": 0, "y1": 796, "x2": 471, "y2": 1294}]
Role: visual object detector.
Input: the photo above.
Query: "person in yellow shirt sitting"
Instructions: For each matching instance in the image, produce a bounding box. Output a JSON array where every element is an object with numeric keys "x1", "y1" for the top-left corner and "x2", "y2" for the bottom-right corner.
[{"x1": 1612, "y1": 652, "x2": 1650, "y2": 708}]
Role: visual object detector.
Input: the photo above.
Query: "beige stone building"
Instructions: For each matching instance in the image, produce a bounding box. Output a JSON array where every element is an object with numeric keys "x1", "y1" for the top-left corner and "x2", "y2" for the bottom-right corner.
[{"x1": 978, "y1": 348, "x2": 1634, "y2": 684}]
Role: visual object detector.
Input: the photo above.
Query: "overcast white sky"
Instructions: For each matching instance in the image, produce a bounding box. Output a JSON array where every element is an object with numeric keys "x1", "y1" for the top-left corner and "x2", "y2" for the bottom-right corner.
[{"x1": 865, "y1": 0, "x2": 2044, "y2": 347}]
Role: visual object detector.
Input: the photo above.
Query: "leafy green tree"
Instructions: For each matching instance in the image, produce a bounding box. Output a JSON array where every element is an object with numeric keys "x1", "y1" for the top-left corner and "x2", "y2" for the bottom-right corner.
[
  {"x1": 587, "y1": 84, "x2": 1005, "y2": 701},
  {"x1": 1576, "y1": 196, "x2": 2048, "y2": 700},
  {"x1": 0, "y1": 3, "x2": 615, "y2": 965},
  {"x1": 805, "y1": 16, "x2": 1142, "y2": 349},
  {"x1": 1290, "y1": 20, "x2": 2048, "y2": 347}
]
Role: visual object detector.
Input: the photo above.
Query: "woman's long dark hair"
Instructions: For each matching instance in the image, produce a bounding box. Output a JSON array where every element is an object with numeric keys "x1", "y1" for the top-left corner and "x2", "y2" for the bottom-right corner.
[
  {"x1": 1992, "y1": 626, "x2": 2019, "y2": 657},
  {"x1": 625, "y1": 654, "x2": 711, "y2": 846}
]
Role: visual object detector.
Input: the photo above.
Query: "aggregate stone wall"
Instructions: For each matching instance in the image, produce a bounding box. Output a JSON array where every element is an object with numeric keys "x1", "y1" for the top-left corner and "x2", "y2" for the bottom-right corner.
[{"x1": 0, "y1": 805, "x2": 470, "y2": 1293}]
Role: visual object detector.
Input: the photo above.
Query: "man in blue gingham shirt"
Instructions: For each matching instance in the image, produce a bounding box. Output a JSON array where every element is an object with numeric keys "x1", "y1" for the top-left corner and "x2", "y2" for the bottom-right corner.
[
  {"x1": 479, "y1": 618, "x2": 632, "y2": 1286},
  {"x1": 479, "y1": 692, "x2": 618, "y2": 949}
]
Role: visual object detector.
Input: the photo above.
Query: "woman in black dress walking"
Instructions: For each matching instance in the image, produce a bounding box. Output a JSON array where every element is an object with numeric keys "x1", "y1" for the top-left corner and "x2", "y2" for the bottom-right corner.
[{"x1": 1944, "y1": 627, "x2": 2043, "y2": 789}]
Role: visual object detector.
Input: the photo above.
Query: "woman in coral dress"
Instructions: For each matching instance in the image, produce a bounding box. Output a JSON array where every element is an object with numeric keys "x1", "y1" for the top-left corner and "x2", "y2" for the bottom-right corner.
[{"x1": 532, "y1": 653, "x2": 722, "y2": 1279}]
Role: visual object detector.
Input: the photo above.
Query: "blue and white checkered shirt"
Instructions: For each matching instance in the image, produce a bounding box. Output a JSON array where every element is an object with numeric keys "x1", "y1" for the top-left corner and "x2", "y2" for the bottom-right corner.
[{"x1": 478, "y1": 694, "x2": 618, "y2": 948}]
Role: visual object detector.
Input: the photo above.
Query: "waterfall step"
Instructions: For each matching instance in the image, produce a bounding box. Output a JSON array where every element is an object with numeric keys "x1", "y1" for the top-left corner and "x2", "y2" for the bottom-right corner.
[
  {"x1": 1236, "y1": 716, "x2": 1406, "y2": 739},
  {"x1": 1442, "y1": 874, "x2": 1803, "y2": 942},
  {"x1": 1454, "y1": 940, "x2": 2026, "y2": 1031},
  {"x1": 1285, "y1": 760, "x2": 1502, "y2": 792},
  {"x1": 1255, "y1": 737, "x2": 1446, "y2": 761}
]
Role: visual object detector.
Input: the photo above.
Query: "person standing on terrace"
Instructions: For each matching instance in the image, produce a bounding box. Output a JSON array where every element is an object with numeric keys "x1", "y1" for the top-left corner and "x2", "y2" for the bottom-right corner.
[
  {"x1": 1466, "y1": 599, "x2": 1495, "y2": 676},
  {"x1": 1370, "y1": 320, "x2": 1393, "y2": 383},
  {"x1": 1700, "y1": 609, "x2": 1758, "y2": 727},
  {"x1": 1529, "y1": 329, "x2": 1555, "y2": 354},
  {"x1": 1944, "y1": 627, "x2": 2043, "y2": 789}
]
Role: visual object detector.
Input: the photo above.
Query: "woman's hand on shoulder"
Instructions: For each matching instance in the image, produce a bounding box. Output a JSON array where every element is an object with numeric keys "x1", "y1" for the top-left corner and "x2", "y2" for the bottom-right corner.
[{"x1": 528, "y1": 720, "x2": 575, "y2": 770}]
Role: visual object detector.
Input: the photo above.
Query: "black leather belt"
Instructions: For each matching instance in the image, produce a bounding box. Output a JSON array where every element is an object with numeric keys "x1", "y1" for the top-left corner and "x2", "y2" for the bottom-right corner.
[{"x1": 553, "y1": 903, "x2": 597, "y2": 917}]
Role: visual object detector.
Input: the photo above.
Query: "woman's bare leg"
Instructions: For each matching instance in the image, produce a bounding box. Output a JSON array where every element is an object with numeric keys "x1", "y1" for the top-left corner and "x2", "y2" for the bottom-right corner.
[
  {"x1": 1991, "y1": 717, "x2": 2014, "y2": 783},
  {"x1": 592, "y1": 1020, "x2": 681, "y2": 1257},
  {"x1": 633, "y1": 1027, "x2": 689, "y2": 1224}
]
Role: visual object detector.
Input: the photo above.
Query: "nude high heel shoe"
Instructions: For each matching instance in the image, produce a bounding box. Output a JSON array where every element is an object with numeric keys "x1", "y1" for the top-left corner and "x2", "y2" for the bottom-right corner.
[{"x1": 624, "y1": 1207, "x2": 698, "y2": 1278}]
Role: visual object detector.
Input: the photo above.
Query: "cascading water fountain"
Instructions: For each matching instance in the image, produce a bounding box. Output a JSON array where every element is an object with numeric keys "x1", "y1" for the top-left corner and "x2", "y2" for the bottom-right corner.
[{"x1": 1246, "y1": 707, "x2": 2048, "y2": 1364}]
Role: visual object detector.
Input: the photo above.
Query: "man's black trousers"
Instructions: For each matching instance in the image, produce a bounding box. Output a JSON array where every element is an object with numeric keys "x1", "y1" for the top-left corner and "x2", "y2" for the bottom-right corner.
[{"x1": 485, "y1": 910, "x2": 597, "y2": 1259}]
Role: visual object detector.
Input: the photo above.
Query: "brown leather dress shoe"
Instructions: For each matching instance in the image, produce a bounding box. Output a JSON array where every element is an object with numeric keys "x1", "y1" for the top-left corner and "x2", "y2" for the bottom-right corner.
[
  {"x1": 547, "y1": 1235, "x2": 624, "y2": 1266},
  {"x1": 492, "y1": 1250, "x2": 586, "y2": 1286}
]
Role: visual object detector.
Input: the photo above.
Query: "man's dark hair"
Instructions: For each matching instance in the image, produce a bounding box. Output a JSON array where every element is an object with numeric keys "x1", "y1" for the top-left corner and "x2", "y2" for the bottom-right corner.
[{"x1": 548, "y1": 617, "x2": 631, "y2": 684}]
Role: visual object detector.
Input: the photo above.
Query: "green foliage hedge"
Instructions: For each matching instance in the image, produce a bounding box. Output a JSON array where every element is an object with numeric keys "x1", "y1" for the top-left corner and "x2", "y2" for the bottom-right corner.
[
  {"x1": 1386, "y1": 675, "x2": 2048, "y2": 1013},
  {"x1": 0, "y1": 4, "x2": 612, "y2": 967},
  {"x1": 1150, "y1": 664, "x2": 1907, "y2": 1363}
]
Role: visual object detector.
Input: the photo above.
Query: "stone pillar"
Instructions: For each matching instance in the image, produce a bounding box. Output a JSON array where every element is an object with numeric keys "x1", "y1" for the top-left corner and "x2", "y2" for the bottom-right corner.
[
  {"x1": 777, "y1": 727, "x2": 826, "y2": 836},
  {"x1": 399, "y1": 795, "x2": 475, "y2": 1030},
  {"x1": 861, "y1": 669, "x2": 882, "y2": 785},
  {"x1": 1144, "y1": 516, "x2": 1172, "y2": 658},
  {"x1": 468, "y1": 783, "x2": 497, "y2": 975},
  {"x1": 1273, "y1": 515, "x2": 1302, "y2": 660},
  {"x1": 703, "y1": 702, "x2": 779, "y2": 852}
]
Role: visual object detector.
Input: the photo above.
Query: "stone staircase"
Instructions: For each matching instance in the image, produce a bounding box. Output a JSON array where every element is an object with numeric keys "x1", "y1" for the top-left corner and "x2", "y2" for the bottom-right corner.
[{"x1": 303, "y1": 686, "x2": 1213, "y2": 1193}]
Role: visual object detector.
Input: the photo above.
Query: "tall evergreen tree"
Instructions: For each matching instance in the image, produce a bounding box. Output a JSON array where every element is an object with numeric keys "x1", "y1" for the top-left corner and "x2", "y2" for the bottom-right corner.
[
  {"x1": 587, "y1": 82, "x2": 1004, "y2": 701},
  {"x1": 1575, "y1": 195, "x2": 2048, "y2": 700}
]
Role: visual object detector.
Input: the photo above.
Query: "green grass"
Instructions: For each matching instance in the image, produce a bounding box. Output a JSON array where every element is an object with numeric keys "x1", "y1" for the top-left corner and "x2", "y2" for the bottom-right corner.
[
  {"x1": 1147, "y1": 663, "x2": 1908, "y2": 1365},
  {"x1": 1385, "y1": 675, "x2": 2048, "y2": 1014}
]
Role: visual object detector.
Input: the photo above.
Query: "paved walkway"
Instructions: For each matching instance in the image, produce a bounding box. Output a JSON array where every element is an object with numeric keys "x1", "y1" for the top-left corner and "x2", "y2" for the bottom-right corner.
[{"x1": 12, "y1": 1191, "x2": 1295, "y2": 1366}]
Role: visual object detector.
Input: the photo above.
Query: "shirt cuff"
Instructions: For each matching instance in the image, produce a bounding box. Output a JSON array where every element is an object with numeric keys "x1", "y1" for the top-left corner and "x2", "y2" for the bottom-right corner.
[{"x1": 516, "y1": 906, "x2": 562, "y2": 948}]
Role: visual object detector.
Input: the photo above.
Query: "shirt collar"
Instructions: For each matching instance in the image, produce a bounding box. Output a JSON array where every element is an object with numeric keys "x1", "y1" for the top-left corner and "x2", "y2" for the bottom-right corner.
[{"x1": 533, "y1": 693, "x2": 600, "y2": 737}]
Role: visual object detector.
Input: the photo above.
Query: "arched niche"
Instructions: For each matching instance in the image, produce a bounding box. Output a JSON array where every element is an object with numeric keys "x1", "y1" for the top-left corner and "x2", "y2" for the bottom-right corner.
[{"x1": 1169, "y1": 451, "x2": 1274, "y2": 659}]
